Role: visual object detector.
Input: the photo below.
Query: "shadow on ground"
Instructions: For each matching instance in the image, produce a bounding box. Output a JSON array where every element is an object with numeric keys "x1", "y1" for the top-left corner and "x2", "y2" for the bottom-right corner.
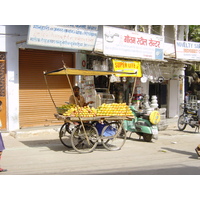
[
  {"x1": 161, "y1": 147, "x2": 197, "y2": 159},
  {"x1": 19, "y1": 138, "x2": 112, "y2": 153}
]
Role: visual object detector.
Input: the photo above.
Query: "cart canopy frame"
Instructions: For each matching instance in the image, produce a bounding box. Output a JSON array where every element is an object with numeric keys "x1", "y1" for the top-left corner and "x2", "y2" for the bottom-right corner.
[
  {"x1": 43, "y1": 66, "x2": 139, "y2": 108},
  {"x1": 44, "y1": 67, "x2": 138, "y2": 76},
  {"x1": 43, "y1": 65, "x2": 138, "y2": 146}
]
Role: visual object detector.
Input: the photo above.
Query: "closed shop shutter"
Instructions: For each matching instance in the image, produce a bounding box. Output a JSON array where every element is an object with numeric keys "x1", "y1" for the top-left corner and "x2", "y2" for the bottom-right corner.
[{"x1": 19, "y1": 49, "x2": 75, "y2": 128}]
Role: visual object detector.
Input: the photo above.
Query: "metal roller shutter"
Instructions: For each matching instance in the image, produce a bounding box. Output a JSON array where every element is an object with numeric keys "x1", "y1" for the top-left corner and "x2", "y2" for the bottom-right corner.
[{"x1": 19, "y1": 49, "x2": 75, "y2": 128}]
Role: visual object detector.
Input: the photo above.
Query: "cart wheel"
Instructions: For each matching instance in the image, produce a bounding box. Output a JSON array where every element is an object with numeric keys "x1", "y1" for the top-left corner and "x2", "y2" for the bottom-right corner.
[
  {"x1": 101, "y1": 122, "x2": 126, "y2": 151},
  {"x1": 59, "y1": 123, "x2": 73, "y2": 148},
  {"x1": 71, "y1": 124, "x2": 99, "y2": 153},
  {"x1": 178, "y1": 114, "x2": 187, "y2": 131}
]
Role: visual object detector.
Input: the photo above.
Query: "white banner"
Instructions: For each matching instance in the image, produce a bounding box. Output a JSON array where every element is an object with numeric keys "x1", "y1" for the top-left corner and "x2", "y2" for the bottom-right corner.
[
  {"x1": 27, "y1": 25, "x2": 98, "y2": 51},
  {"x1": 103, "y1": 26, "x2": 164, "y2": 60},
  {"x1": 176, "y1": 40, "x2": 200, "y2": 61}
]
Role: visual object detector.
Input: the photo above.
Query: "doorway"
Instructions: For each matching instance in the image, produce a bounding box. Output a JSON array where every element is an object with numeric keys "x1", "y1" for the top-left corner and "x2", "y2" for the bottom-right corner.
[
  {"x1": 19, "y1": 49, "x2": 75, "y2": 128},
  {"x1": 149, "y1": 82, "x2": 167, "y2": 108}
]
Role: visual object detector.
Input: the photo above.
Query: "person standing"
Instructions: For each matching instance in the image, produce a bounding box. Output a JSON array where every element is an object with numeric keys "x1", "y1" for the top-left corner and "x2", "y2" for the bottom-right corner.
[
  {"x1": 184, "y1": 92, "x2": 189, "y2": 103},
  {"x1": 0, "y1": 100, "x2": 7, "y2": 172}
]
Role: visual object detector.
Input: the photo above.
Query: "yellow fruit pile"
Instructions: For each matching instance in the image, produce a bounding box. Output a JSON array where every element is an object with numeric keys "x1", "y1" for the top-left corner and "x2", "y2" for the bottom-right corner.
[
  {"x1": 61, "y1": 104, "x2": 76, "y2": 109},
  {"x1": 96, "y1": 103, "x2": 133, "y2": 116},
  {"x1": 61, "y1": 103, "x2": 134, "y2": 117},
  {"x1": 63, "y1": 105, "x2": 97, "y2": 117}
]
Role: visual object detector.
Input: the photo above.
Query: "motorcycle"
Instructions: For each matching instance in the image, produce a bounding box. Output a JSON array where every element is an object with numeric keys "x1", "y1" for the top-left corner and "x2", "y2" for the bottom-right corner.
[
  {"x1": 123, "y1": 105, "x2": 160, "y2": 142},
  {"x1": 178, "y1": 103, "x2": 199, "y2": 132}
]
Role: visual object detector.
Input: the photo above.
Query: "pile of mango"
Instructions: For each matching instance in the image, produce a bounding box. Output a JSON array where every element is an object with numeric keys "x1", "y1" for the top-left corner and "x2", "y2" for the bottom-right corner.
[
  {"x1": 96, "y1": 103, "x2": 133, "y2": 116},
  {"x1": 63, "y1": 105, "x2": 97, "y2": 117},
  {"x1": 61, "y1": 103, "x2": 133, "y2": 117}
]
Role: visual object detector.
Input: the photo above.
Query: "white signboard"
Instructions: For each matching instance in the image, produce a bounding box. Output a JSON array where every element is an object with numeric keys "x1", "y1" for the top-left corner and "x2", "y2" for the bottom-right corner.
[
  {"x1": 103, "y1": 26, "x2": 164, "y2": 60},
  {"x1": 176, "y1": 40, "x2": 200, "y2": 61},
  {"x1": 27, "y1": 25, "x2": 98, "y2": 51}
]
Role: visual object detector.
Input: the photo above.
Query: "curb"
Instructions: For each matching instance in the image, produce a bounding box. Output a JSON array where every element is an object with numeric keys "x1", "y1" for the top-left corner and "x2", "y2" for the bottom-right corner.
[{"x1": 2, "y1": 126, "x2": 60, "y2": 138}]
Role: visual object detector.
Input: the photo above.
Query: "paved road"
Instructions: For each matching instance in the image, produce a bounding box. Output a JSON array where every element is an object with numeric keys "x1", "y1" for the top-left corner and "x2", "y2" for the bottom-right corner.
[{"x1": 1, "y1": 122, "x2": 200, "y2": 175}]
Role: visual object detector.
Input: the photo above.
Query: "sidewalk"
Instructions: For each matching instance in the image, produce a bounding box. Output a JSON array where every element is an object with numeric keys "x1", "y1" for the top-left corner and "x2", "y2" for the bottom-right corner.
[
  {"x1": 166, "y1": 117, "x2": 178, "y2": 127},
  {"x1": 1, "y1": 125, "x2": 61, "y2": 138}
]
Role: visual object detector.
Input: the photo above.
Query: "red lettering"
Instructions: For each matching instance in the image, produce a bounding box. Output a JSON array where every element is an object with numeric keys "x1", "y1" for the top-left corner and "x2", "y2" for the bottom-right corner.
[
  {"x1": 137, "y1": 37, "x2": 147, "y2": 46},
  {"x1": 149, "y1": 39, "x2": 160, "y2": 48},
  {"x1": 114, "y1": 61, "x2": 139, "y2": 70},
  {"x1": 124, "y1": 35, "x2": 136, "y2": 44}
]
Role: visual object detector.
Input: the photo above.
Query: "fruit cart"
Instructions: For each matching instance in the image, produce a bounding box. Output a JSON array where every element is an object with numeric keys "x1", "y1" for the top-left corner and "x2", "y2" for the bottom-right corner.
[{"x1": 43, "y1": 66, "x2": 135, "y2": 153}]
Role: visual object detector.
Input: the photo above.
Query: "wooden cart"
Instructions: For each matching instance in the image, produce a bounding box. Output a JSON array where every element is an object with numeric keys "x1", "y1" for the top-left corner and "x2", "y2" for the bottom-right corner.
[
  {"x1": 44, "y1": 66, "x2": 135, "y2": 153},
  {"x1": 54, "y1": 113, "x2": 133, "y2": 153}
]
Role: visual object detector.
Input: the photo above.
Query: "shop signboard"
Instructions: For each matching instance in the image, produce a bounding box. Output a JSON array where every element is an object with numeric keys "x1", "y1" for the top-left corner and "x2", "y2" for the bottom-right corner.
[
  {"x1": 27, "y1": 25, "x2": 98, "y2": 51},
  {"x1": 175, "y1": 40, "x2": 200, "y2": 61},
  {"x1": 112, "y1": 59, "x2": 142, "y2": 77},
  {"x1": 103, "y1": 26, "x2": 164, "y2": 60}
]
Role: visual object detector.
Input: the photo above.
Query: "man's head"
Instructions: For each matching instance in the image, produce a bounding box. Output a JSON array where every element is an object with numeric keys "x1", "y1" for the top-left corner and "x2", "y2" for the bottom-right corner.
[{"x1": 73, "y1": 86, "x2": 80, "y2": 97}]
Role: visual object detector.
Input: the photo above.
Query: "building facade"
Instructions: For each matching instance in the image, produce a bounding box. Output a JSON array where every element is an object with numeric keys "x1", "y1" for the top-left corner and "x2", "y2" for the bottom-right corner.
[{"x1": 0, "y1": 25, "x2": 190, "y2": 132}]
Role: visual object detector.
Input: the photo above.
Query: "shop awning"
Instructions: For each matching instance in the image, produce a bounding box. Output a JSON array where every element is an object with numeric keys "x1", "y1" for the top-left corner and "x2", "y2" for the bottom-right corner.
[{"x1": 44, "y1": 67, "x2": 138, "y2": 76}]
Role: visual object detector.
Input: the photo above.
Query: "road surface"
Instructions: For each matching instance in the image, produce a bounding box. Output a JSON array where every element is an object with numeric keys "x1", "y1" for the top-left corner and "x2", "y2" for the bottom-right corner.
[{"x1": 1, "y1": 123, "x2": 200, "y2": 175}]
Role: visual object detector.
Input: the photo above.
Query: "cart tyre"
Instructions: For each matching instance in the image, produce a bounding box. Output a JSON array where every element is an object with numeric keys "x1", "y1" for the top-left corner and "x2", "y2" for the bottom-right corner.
[
  {"x1": 71, "y1": 124, "x2": 98, "y2": 153},
  {"x1": 101, "y1": 122, "x2": 126, "y2": 151},
  {"x1": 59, "y1": 123, "x2": 72, "y2": 148}
]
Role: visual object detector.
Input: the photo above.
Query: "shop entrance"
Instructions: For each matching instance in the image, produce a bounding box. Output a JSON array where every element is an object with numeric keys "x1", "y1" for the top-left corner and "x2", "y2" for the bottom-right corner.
[
  {"x1": 149, "y1": 82, "x2": 167, "y2": 108},
  {"x1": 0, "y1": 52, "x2": 6, "y2": 130},
  {"x1": 19, "y1": 49, "x2": 75, "y2": 128}
]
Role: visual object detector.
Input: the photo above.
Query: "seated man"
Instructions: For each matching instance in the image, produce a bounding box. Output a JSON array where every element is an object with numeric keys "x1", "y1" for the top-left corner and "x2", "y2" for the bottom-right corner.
[{"x1": 69, "y1": 86, "x2": 94, "y2": 107}]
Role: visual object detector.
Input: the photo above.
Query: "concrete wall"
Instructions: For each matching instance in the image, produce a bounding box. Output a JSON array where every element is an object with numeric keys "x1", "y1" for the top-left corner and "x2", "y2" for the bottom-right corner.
[
  {"x1": 3, "y1": 25, "x2": 27, "y2": 131},
  {"x1": 168, "y1": 80, "x2": 179, "y2": 118},
  {"x1": 164, "y1": 26, "x2": 175, "y2": 43},
  {"x1": 1, "y1": 25, "x2": 80, "y2": 131},
  {"x1": 1, "y1": 25, "x2": 188, "y2": 130},
  {"x1": 0, "y1": 26, "x2": 6, "y2": 51}
]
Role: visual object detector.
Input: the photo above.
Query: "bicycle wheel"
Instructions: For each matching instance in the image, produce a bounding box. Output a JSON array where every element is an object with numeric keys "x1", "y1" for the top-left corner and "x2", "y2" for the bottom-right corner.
[
  {"x1": 101, "y1": 121, "x2": 126, "y2": 151},
  {"x1": 71, "y1": 124, "x2": 99, "y2": 153},
  {"x1": 59, "y1": 123, "x2": 73, "y2": 148},
  {"x1": 178, "y1": 114, "x2": 187, "y2": 131}
]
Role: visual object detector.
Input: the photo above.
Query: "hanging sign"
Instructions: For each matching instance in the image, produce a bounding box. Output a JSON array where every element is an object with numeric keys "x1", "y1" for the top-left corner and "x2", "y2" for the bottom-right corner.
[
  {"x1": 27, "y1": 25, "x2": 98, "y2": 51},
  {"x1": 103, "y1": 26, "x2": 164, "y2": 60},
  {"x1": 175, "y1": 40, "x2": 200, "y2": 61},
  {"x1": 112, "y1": 59, "x2": 142, "y2": 77}
]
